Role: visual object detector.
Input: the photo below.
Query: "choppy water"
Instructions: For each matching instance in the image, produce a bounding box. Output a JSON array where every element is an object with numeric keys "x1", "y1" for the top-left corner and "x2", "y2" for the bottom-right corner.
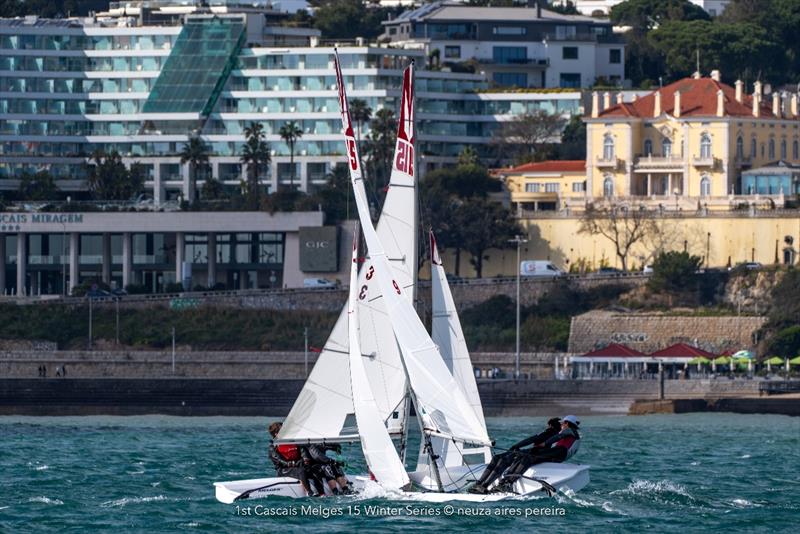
[{"x1": 1, "y1": 414, "x2": 798, "y2": 533}]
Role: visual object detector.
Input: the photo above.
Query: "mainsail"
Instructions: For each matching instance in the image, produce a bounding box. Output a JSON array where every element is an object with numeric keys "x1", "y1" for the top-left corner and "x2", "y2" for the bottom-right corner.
[
  {"x1": 427, "y1": 231, "x2": 492, "y2": 466},
  {"x1": 347, "y1": 224, "x2": 410, "y2": 490},
  {"x1": 277, "y1": 54, "x2": 417, "y2": 443},
  {"x1": 334, "y1": 50, "x2": 491, "y2": 448}
]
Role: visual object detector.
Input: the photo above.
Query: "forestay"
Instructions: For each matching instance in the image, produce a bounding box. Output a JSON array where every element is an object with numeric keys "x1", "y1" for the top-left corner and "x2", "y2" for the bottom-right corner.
[
  {"x1": 347, "y1": 224, "x2": 410, "y2": 490},
  {"x1": 334, "y1": 49, "x2": 491, "y2": 448},
  {"x1": 277, "y1": 53, "x2": 417, "y2": 444}
]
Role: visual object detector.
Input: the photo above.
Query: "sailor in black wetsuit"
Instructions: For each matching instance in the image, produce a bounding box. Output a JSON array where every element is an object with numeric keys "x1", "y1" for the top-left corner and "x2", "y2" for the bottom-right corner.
[
  {"x1": 468, "y1": 417, "x2": 561, "y2": 494},
  {"x1": 304, "y1": 443, "x2": 352, "y2": 495}
]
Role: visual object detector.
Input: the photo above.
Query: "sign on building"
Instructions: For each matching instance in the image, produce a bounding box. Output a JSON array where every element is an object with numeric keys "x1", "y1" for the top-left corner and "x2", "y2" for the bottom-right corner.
[{"x1": 299, "y1": 226, "x2": 339, "y2": 272}]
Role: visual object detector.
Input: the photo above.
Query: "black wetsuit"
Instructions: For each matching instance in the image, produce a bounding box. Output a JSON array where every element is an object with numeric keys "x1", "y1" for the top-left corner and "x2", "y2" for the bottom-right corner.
[
  {"x1": 303, "y1": 444, "x2": 347, "y2": 494},
  {"x1": 500, "y1": 427, "x2": 580, "y2": 484},
  {"x1": 473, "y1": 426, "x2": 559, "y2": 490}
]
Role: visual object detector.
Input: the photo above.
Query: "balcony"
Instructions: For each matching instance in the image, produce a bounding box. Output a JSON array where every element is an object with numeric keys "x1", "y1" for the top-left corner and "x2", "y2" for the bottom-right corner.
[
  {"x1": 692, "y1": 154, "x2": 716, "y2": 168},
  {"x1": 478, "y1": 58, "x2": 549, "y2": 67},
  {"x1": 633, "y1": 154, "x2": 684, "y2": 172},
  {"x1": 734, "y1": 155, "x2": 752, "y2": 168},
  {"x1": 595, "y1": 155, "x2": 619, "y2": 168}
]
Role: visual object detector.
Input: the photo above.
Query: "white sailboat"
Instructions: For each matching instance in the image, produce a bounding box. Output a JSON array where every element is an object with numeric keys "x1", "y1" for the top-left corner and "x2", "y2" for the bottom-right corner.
[{"x1": 213, "y1": 51, "x2": 589, "y2": 504}]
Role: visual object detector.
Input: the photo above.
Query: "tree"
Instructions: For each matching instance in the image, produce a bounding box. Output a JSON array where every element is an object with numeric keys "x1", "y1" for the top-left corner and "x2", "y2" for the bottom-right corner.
[
  {"x1": 647, "y1": 250, "x2": 702, "y2": 293},
  {"x1": 578, "y1": 204, "x2": 660, "y2": 271},
  {"x1": 648, "y1": 20, "x2": 781, "y2": 83},
  {"x1": 86, "y1": 151, "x2": 144, "y2": 201},
  {"x1": 179, "y1": 135, "x2": 210, "y2": 203},
  {"x1": 457, "y1": 146, "x2": 479, "y2": 167},
  {"x1": 494, "y1": 110, "x2": 566, "y2": 165},
  {"x1": 364, "y1": 108, "x2": 397, "y2": 191},
  {"x1": 312, "y1": 163, "x2": 351, "y2": 225},
  {"x1": 349, "y1": 98, "x2": 372, "y2": 145},
  {"x1": 610, "y1": 0, "x2": 710, "y2": 31},
  {"x1": 312, "y1": 0, "x2": 397, "y2": 40},
  {"x1": 18, "y1": 170, "x2": 58, "y2": 201},
  {"x1": 201, "y1": 176, "x2": 226, "y2": 201},
  {"x1": 240, "y1": 122, "x2": 271, "y2": 208},
  {"x1": 766, "y1": 326, "x2": 800, "y2": 359},
  {"x1": 548, "y1": 1, "x2": 580, "y2": 15},
  {"x1": 279, "y1": 121, "x2": 303, "y2": 190},
  {"x1": 559, "y1": 115, "x2": 586, "y2": 160},
  {"x1": 456, "y1": 198, "x2": 522, "y2": 278}
]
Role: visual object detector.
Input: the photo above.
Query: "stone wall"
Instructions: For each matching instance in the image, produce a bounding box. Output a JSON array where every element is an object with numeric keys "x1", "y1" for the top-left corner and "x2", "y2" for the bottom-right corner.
[
  {"x1": 0, "y1": 350, "x2": 563, "y2": 380},
  {"x1": 568, "y1": 310, "x2": 767, "y2": 354}
]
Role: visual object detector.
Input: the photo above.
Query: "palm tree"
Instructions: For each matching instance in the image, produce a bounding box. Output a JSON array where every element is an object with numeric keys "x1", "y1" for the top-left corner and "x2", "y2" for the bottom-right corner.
[
  {"x1": 240, "y1": 122, "x2": 271, "y2": 207},
  {"x1": 179, "y1": 135, "x2": 210, "y2": 203},
  {"x1": 350, "y1": 98, "x2": 372, "y2": 145},
  {"x1": 365, "y1": 108, "x2": 397, "y2": 190},
  {"x1": 279, "y1": 121, "x2": 303, "y2": 189}
]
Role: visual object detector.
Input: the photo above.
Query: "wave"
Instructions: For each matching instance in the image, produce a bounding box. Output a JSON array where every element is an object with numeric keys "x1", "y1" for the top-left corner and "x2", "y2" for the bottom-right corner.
[
  {"x1": 730, "y1": 498, "x2": 760, "y2": 508},
  {"x1": 28, "y1": 496, "x2": 63, "y2": 505},
  {"x1": 740, "y1": 454, "x2": 751, "y2": 459},
  {"x1": 100, "y1": 495, "x2": 168, "y2": 508},
  {"x1": 611, "y1": 479, "x2": 695, "y2": 500}
]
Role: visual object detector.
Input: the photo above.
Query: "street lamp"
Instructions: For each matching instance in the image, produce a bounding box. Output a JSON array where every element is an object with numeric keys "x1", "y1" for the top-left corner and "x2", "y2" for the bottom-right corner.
[{"x1": 508, "y1": 234, "x2": 528, "y2": 380}]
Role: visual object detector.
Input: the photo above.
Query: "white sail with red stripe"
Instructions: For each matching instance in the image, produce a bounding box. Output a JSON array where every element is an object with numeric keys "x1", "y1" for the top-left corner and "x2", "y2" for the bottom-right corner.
[{"x1": 277, "y1": 53, "x2": 416, "y2": 445}]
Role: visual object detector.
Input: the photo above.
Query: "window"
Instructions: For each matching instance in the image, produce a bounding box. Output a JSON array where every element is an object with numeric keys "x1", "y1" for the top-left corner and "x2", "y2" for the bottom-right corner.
[
  {"x1": 644, "y1": 139, "x2": 652, "y2": 156},
  {"x1": 389, "y1": 28, "x2": 397, "y2": 36},
  {"x1": 794, "y1": 140, "x2": 799, "y2": 159},
  {"x1": 662, "y1": 138, "x2": 672, "y2": 157},
  {"x1": 429, "y1": 23, "x2": 474, "y2": 39},
  {"x1": 700, "y1": 133, "x2": 712, "y2": 159},
  {"x1": 563, "y1": 47, "x2": 578, "y2": 60},
  {"x1": 444, "y1": 46, "x2": 460, "y2": 59},
  {"x1": 603, "y1": 176, "x2": 614, "y2": 197},
  {"x1": 572, "y1": 181, "x2": 586, "y2": 192},
  {"x1": 559, "y1": 73, "x2": 581, "y2": 88},
  {"x1": 603, "y1": 134, "x2": 615, "y2": 160},
  {"x1": 781, "y1": 139, "x2": 787, "y2": 159},
  {"x1": 525, "y1": 183, "x2": 540, "y2": 192},
  {"x1": 736, "y1": 136, "x2": 744, "y2": 159},
  {"x1": 493, "y1": 26, "x2": 526, "y2": 36},
  {"x1": 493, "y1": 72, "x2": 527, "y2": 87},
  {"x1": 493, "y1": 46, "x2": 527, "y2": 64},
  {"x1": 545, "y1": 183, "x2": 559, "y2": 193},
  {"x1": 609, "y1": 49, "x2": 621, "y2": 64},
  {"x1": 700, "y1": 175, "x2": 711, "y2": 197},
  {"x1": 769, "y1": 138, "x2": 775, "y2": 159},
  {"x1": 556, "y1": 25, "x2": 577, "y2": 39},
  {"x1": 751, "y1": 138, "x2": 757, "y2": 158}
]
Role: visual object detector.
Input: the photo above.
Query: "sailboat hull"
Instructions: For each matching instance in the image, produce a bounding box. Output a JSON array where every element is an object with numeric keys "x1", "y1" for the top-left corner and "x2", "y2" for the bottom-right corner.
[{"x1": 214, "y1": 463, "x2": 589, "y2": 503}]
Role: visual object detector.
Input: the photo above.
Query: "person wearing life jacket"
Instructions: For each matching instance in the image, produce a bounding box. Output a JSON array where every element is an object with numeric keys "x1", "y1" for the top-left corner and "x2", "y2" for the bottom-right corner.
[
  {"x1": 494, "y1": 415, "x2": 581, "y2": 491},
  {"x1": 268, "y1": 422, "x2": 313, "y2": 495},
  {"x1": 468, "y1": 417, "x2": 561, "y2": 495},
  {"x1": 304, "y1": 443, "x2": 352, "y2": 495}
]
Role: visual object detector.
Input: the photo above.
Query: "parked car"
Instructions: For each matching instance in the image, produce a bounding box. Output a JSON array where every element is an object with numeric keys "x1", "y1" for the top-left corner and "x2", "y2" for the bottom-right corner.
[
  {"x1": 86, "y1": 288, "x2": 111, "y2": 299},
  {"x1": 589, "y1": 267, "x2": 624, "y2": 277},
  {"x1": 303, "y1": 278, "x2": 337, "y2": 288},
  {"x1": 520, "y1": 260, "x2": 563, "y2": 278}
]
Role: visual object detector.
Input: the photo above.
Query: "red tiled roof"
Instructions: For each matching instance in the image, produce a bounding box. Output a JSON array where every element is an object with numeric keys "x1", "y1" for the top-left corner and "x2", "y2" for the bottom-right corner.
[
  {"x1": 648, "y1": 343, "x2": 715, "y2": 358},
  {"x1": 596, "y1": 77, "x2": 777, "y2": 119},
  {"x1": 582, "y1": 343, "x2": 646, "y2": 358},
  {"x1": 499, "y1": 160, "x2": 586, "y2": 175}
]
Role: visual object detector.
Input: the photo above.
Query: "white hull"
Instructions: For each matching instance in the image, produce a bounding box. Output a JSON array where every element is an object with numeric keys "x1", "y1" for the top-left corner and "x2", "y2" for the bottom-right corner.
[{"x1": 214, "y1": 463, "x2": 589, "y2": 504}]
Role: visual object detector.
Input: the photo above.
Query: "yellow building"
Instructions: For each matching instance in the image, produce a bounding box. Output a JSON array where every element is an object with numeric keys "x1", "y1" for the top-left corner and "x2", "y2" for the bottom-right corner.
[
  {"x1": 495, "y1": 160, "x2": 586, "y2": 215},
  {"x1": 586, "y1": 70, "x2": 800, "y2": 207}
]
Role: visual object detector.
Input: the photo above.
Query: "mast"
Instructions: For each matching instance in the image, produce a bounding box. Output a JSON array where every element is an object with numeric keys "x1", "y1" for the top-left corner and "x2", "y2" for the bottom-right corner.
[{"x1": 409, "y1": 59, "x2": 419, "y2": 309}]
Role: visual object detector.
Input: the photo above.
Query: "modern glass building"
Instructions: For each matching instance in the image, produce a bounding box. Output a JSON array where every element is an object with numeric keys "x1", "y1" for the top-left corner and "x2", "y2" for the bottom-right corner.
[{"x1": 0, "y1": 2, "x2": 584, "y2": 200}]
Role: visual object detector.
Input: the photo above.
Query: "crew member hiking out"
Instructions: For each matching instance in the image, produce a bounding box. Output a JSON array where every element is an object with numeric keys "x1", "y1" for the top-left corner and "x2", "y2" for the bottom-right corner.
[
  {"x1": 468, "y1": 417, "x2": 561, "y2": 494},
  {"x1": 493, "y1": 415, "x2": 581, "y2": 492}
]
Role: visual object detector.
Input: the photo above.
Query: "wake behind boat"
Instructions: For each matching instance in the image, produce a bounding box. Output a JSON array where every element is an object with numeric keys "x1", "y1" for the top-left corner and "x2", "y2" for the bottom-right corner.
[{"x1": 213, "y1": 50, "x2": 590, "y2": 504}]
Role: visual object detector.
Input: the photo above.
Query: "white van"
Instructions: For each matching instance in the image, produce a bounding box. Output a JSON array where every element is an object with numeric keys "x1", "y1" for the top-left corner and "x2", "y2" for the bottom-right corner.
[
  {"x1": 520, "y1": 260, "x2": 564, "y2": 278},
  {"x1": 303, "y1": 278, "x2": 337, "y2": 288}
]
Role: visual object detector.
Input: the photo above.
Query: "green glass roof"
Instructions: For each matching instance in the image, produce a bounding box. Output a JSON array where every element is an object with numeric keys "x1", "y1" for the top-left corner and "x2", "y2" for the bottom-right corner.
[{"x1": 143, "y1": 17, "x2": 245, "y2": 116}]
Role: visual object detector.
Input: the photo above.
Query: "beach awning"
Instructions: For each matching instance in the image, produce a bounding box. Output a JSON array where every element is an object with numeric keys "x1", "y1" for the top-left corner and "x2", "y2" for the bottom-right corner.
[
  {"x1": 688, "y1": 357, "x2": 711, "y2": 364},
  {"x1": 712, "y1": 356, "x2": 731, "y2": 364},
  {"x1": 732, "y1": 350, "x2": 754, "y2": 360},
  {"x1": 765, "y1": 356, "x2": 785, "y2": 365},
  {"x1": 790, "y1": 356, "x2": 800, "y2": 365}
]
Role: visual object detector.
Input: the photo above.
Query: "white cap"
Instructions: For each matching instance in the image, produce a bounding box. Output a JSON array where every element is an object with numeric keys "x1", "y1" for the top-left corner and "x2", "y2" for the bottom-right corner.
[{"x1": 561, "y1": 415, "x2": 580, "y2": 426}]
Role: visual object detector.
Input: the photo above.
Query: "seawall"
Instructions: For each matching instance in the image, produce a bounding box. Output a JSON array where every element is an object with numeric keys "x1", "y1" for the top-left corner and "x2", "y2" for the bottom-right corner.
[{"x1": 0, "y1": 378, "x2": 787, "y2": 417}]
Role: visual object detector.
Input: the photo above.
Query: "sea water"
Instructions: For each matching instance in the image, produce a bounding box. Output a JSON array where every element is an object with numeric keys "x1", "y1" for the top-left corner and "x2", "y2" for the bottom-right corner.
[{"x1": 1, "y1": 413, "x2": 797, "y2": 533}]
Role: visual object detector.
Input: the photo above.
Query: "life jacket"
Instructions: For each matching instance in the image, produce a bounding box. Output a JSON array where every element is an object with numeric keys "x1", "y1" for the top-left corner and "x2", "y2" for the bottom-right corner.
[
  {"x1": 554, "y1": 429, "x2": 580, "y2": 451},
  {"x1": 276, "y1": 444, "x2": 301, "y2": 462}
]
